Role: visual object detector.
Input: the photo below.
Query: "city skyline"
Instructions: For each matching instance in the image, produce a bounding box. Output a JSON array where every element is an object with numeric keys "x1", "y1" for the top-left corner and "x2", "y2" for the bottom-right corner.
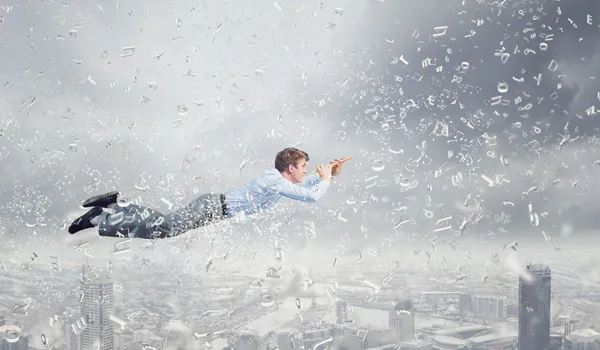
[{"x1": 2, "y1": 257, "x2": 599, "y2": 350}]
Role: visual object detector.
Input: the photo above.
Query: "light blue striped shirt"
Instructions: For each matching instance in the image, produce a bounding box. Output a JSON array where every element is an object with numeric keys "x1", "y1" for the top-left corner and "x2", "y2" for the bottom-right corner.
[{"x1": 224, "y1": 169, "x2": 331, "y2": 217}]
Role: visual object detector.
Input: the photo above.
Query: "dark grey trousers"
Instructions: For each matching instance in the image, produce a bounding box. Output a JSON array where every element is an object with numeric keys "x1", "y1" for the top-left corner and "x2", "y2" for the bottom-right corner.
[{"x1": 97, "y1": 193, "x2": 226, "y2": 239}]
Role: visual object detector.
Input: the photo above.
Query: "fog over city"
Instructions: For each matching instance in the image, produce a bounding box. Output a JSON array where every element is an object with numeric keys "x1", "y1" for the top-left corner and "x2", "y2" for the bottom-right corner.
[{"x1": 1, "y1": 0, "x2": 600, "y2": 349}]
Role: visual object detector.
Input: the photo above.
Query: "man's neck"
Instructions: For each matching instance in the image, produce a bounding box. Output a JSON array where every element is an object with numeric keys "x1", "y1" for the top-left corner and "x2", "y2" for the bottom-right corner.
[{"x1": 280, "y1": 171, "x2": 293, "y2": 182}]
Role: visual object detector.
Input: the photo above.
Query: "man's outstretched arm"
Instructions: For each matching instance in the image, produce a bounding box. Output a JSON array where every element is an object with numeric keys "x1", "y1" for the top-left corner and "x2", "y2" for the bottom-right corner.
[
  {"x1": 300, "y1": 173, "x2": 322, "y2": 187},
  {"x1": 272, "y1": 178, "x2": 331, "y2": 203}
]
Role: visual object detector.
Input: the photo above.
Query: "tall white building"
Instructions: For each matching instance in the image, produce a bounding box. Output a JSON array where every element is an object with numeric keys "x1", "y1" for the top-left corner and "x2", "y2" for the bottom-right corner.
[
  {"x1": 114, "y1": 330, "x2": 125, "y2": 350},
  {"x1": 80, "y1": 264, "x2": 114, "y2": 350},
  {"x1": 133, "y1": 329, "x2": 152, "y2": 343},
  {"x1": 471, "y1": 296, "x2": 505, "y2": 320},
  {"x1": 334, "y1": 300, "x2": 348, "y2": 324},
  {"x1": 389, "y1": 300, "x2": 415, "y2": 343},
  {"x1": 0, "y1": 324, "x2": 29, "y2": 350},
  {"x1": 65, "y1": 317, "x2": 81, "y2": 350}
]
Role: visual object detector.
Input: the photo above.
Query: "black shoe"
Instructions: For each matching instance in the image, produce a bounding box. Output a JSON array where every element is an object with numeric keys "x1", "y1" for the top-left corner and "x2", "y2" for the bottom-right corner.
[
  {"x1": 69, "y1": 207, "x2": 103, "y2": 234},
  {"x1": 82, "y1": 191, "x2": 119, "y2": 208}
]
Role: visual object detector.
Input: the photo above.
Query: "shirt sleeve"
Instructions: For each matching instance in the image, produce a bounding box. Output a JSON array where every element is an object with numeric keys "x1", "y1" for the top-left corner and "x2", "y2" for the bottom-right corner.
[
  {"x1": 271, "y1": 178, "x2": 331, "y2": 203},
  {"x1": 300, "y1": 174, "x2": 322, "y2": 187}
]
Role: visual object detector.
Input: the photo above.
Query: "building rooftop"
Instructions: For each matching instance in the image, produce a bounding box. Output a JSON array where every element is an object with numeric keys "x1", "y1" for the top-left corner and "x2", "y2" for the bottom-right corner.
[
  {"x1": 432, "y1": 325, "x2": 517, "y2": 348},
  {"x1": 434, "y1": 325, "x2": 489, "y2": 336},
  {"x1": 567, "y1": 328, "x2": 600, "y2": 342},
  {"x1": 572, "y1": 328, "x2": 599, "y2": 336},
  {"x1": 398, "y1": 340, "x2": 432, "y2": 346},
  {"x1": 525, "y1": 264, "x2": 551, "y2": 276},
  {"x1": 0, "y1": 324, "x2": 24, "y2": 335},
  {"x1": 392, "y1": 299, "x2": 412, "y2": 311},
  {"x1": 434, "y1": 335, "x2": 467, "y2": 346},
  {"x1": 469, "y1": 329, "x2": 518, "y2": 344}
]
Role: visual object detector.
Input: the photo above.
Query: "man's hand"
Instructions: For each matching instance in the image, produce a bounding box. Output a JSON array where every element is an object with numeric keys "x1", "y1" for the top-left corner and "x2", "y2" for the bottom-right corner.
[
  {"x1": 330, "y1": 158, "x2": 343, "y2": 177},
  {"x1": 317, "y1": 164, "x2": 333, "y2": 181},
  {"x1": 311, "y1": 156, "x2": 352, "y2": 175},
  {"x1": 330, "y1": 156, "x2": 351, "y2": 176}
]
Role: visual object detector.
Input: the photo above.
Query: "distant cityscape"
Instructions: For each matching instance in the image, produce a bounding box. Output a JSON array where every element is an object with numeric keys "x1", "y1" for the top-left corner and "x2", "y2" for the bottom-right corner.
[{"x1": 1, "y1": 259, "x2": 598, "y2": 350}]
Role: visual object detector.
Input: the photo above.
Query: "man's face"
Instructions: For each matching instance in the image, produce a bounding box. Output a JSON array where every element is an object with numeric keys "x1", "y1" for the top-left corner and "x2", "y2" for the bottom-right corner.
[{"x1": 289, "y1": 159, "x2": 308, "y2": 183}]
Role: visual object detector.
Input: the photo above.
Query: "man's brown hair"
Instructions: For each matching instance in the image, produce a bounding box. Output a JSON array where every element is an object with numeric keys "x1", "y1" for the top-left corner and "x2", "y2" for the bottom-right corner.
[{"x1": 274, "y1": 147, "x2": 310, "y2": 172}]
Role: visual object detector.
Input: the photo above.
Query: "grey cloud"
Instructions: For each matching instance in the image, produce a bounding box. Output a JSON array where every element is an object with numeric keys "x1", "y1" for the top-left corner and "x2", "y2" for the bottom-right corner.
[
  {"x1": 303, "y1": 0, "x2": 600, "y2": 239},
  {"x1": 1, "y1": 0, "x2": 600, "y2": 255}
]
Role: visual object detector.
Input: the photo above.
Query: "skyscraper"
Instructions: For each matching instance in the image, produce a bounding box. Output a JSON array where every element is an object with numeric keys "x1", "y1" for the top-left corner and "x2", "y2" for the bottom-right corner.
[
  {"x1": 389, "y1": 300, "x2": 415, "y2": 343},
  {"x1": 563, "y1": 319, "x2": 577, "y2": 337},
  {"x1": 0, "y1": 324, "x2": 28, "y2": 350},
  {"x1": 79, "y1": 265, "x2": 114, "y2": 350},
  {"x1": 114, "y1": 330, "x2": 125, "y2": 350},
  {"x1": 334, "y1": 300, "x2": 348, "y2": 324},
  {"x1": 518, "y1": 263, "x2": 551, "y2": 350},
  {"x1": 65, "y1": 317, "x2": 81, "y2": 350}
]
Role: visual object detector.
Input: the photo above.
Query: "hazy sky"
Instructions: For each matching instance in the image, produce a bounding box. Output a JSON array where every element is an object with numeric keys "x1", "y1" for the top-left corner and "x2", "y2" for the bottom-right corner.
[{"x1": 1, "y1": 0, "x2": 600, "y2": 259}]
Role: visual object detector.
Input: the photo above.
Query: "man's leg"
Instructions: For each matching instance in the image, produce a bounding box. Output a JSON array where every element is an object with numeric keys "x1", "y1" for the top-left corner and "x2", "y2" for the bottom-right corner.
[
  {"x1": 161, "y1": 193, "x2": 226, "y2": 236},
  {"x1": 94, "y1": 193, "x2": 226, "y2": 239},
  {"x1": 95, "y1": 203, "x2": 169, "y2": 239}
]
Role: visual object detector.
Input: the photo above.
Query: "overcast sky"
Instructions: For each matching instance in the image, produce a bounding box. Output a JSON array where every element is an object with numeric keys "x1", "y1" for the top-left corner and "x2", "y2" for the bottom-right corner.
[{"x1": 1, "y1": 0, "x2": 600, "y2": 261}]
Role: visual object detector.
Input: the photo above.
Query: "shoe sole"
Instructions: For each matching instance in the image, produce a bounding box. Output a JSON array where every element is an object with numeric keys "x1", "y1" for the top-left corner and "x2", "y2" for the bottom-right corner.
[
  {"x1": 82, "y1": 191, "x2": 120, "y2": 208},
  {"x1": 69, "y1": 207, "x2": 103, "y2": 234}
]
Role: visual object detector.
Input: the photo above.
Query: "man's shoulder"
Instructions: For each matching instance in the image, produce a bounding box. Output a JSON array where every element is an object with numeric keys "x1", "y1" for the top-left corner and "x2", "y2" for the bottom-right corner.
[
  {"x1": 262, "y1": 168, "x2": 280, "y2": 175},
  {"x1": 255, "y1": 168, "x2": 284, "y2": 184}
]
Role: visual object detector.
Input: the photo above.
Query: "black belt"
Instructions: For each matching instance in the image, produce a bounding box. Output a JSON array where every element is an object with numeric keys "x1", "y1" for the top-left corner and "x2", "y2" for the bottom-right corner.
[{"x1": 220, "y1": 194, "x2": 228, "y2": 217}]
